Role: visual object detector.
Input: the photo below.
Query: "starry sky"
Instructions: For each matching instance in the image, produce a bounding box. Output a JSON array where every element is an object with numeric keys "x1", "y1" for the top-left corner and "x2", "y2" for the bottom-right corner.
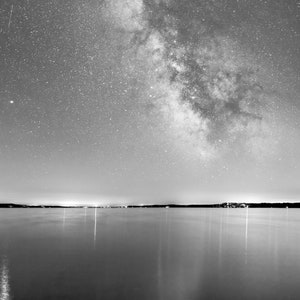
[{"x1": 0, "y1": 0, "x2": 299, "y2": 205}]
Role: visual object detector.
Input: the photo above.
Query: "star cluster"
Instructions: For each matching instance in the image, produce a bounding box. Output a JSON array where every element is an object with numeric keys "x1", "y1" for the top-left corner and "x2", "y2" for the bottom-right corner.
[{"x1": 105, "y1": 0, "x2": 292, "y2": 161}]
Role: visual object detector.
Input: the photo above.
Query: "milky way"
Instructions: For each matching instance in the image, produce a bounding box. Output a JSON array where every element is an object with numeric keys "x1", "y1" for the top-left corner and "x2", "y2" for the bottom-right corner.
[{"x1": 104, "y1": 0, "x2": 282, "y2": 161}]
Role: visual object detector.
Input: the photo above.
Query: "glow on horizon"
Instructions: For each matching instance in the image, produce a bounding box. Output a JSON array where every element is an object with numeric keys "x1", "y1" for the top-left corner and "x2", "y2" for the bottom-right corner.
[
  {"x1": 227, "y1": 194, "x2": 264, "y2": 204},
  {"x1": 0, "y1": 192, "x2": 299, "y2": 206},
  {"x1": 178, "y1": 192, "x2": 267, "y2": 204},
  {"x1": 1, "y1": 193, "x2": 131, "y2": 207}
]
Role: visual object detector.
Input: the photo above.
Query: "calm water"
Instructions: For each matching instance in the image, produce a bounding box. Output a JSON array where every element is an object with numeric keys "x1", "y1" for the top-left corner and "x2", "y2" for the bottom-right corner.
[{"x1": 0, "y1": 208, "x2": 300, "y2": 300}]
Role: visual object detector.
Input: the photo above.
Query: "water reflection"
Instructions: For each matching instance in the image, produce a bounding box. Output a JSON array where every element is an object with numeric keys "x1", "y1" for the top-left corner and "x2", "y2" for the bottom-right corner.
[
  {"x1": 0, "y1": 256, "x2": 10, "y2": 300},
  {"x1": 208, "y1": 209, "x2": 212, "y2": 244},
  {"x1": 218, "y1": 210, "x2": 223, "y2": 260},
  {"x1": 1, "y1": 208, "x2": 300, "y2": 299},
  {"x1": 245, "y1": 207, "x2": 249, "y2": 264},
  {"x1": 63, "y1": 208, "x2": 66, "y2": 229},
  {"x1": 94, "y1": 207, "x2": 97, "y2": 248},
  {"x1": 157, "y1": 212, "x2": 163, "y2": 300}
]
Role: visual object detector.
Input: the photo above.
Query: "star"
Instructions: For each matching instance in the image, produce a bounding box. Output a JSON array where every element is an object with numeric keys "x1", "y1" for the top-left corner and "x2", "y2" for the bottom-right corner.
[{"x1": 0, "y1": 0, "x2": 299, "y2": 203}]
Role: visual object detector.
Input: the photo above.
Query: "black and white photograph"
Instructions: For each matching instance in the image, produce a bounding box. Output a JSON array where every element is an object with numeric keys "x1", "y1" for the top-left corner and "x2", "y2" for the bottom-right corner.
[{"x1": 0, "y1": 0, "x2": 300, "y2": 299}]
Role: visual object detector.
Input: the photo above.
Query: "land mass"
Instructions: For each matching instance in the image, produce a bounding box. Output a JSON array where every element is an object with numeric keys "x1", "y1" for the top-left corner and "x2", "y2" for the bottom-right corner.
[{"x1": 0, "y1": 202, "x2": 300, "y2": 208}]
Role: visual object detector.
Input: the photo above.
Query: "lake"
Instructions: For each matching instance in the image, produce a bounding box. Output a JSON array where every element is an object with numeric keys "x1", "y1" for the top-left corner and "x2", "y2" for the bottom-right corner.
[{"x1": 0, "y1": 208, "x2": 300, "y2": 299}]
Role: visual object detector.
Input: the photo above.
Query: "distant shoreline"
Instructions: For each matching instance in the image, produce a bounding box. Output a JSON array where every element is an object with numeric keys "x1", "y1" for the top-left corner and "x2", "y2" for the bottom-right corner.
[{"x1": 0, "y1": 202, "x2": 300, "y2": 208}]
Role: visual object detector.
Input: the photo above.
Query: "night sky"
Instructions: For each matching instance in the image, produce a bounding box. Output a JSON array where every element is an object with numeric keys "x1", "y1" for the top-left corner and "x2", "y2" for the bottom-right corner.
[{"x1": 0, "y1": 0, "x2": 299, "y2": 205}]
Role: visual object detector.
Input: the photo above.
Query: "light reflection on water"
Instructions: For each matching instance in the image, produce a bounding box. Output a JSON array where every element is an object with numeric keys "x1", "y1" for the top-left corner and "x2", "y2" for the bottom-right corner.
[
  {"x1": 1, "y1": 208, "x2": 300, "y2": 300},
  {"x1": 245, "y1": 207, "x2": 249, "y2": 264},
  {"x1": 93, "y1": 207, "x2": 97, "y2": 248},
  {"x1": 0, "y1": 256, "x2": 10, "y2": 300},
  {"x1": 62, "y1": 207, "x2": 66, "y2": 230}
]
